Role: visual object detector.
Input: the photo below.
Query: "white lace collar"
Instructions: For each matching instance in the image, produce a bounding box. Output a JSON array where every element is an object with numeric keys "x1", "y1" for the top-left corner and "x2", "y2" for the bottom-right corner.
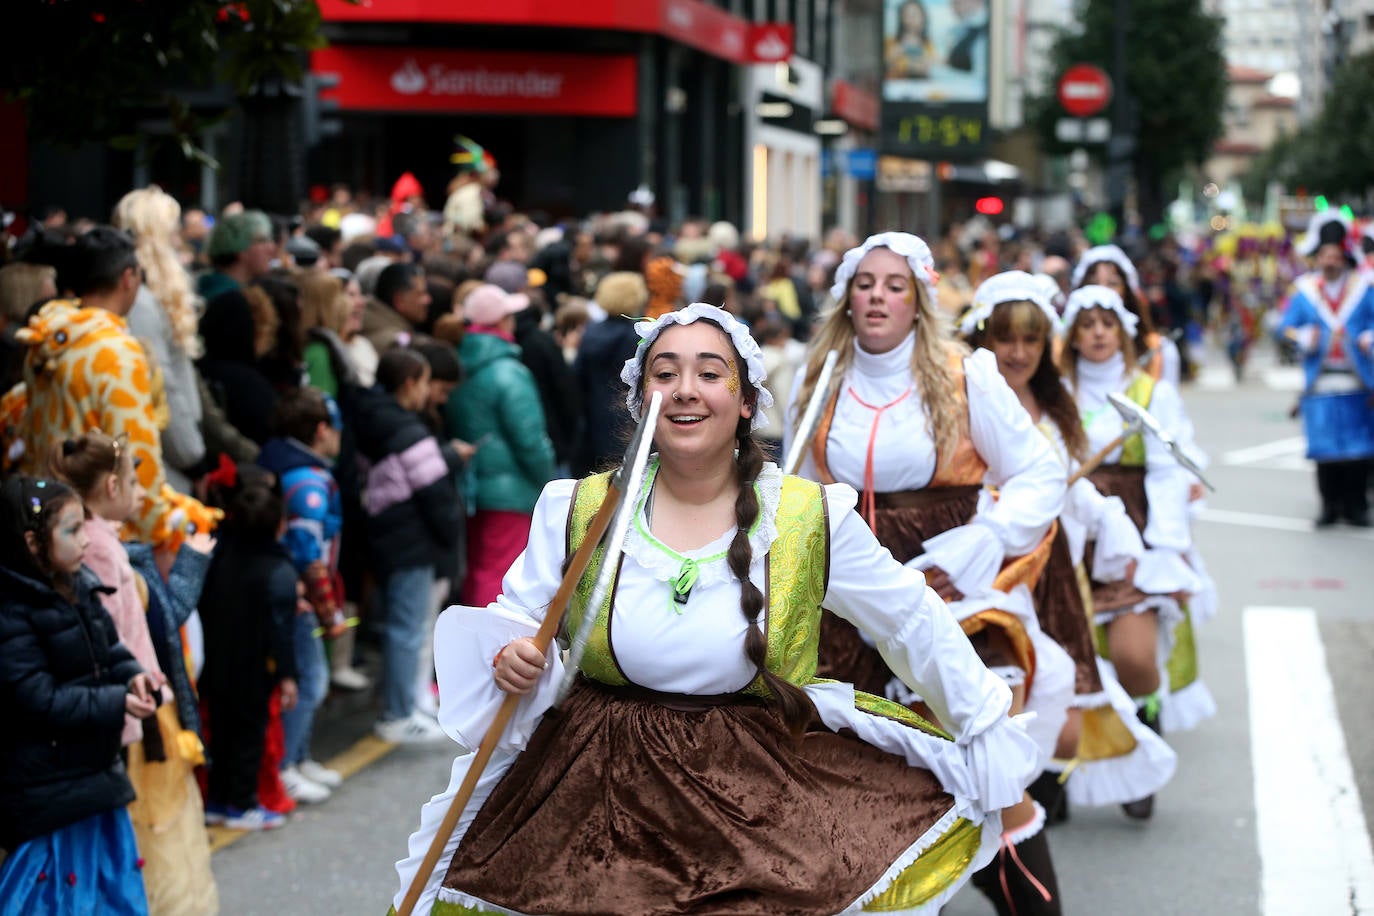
[
  {"x1": 851, "y1": 329, "x2": 916, "y2": 380},
  {"x1": 621, "y1": 457, "x2": 783, "y2": 587}
]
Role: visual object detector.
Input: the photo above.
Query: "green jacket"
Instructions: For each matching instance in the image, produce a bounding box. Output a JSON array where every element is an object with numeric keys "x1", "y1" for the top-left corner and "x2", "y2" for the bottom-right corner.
[{"x1": 445, "y1": 331, "x2": 555, "y2": 513}]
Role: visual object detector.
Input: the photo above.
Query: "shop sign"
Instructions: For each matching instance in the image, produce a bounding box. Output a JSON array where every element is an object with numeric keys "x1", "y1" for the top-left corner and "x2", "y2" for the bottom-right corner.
[
  {"x1": 310, "y1": 47, "x2": 638, "y2": 117},
  {"x1": 317, "y1": 0, "x2": 792, "y2": 65}
]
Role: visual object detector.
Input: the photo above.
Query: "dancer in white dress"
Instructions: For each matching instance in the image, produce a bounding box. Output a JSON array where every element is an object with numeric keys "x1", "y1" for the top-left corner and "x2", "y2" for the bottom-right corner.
[{"x1": 391, "y1": 304, "x2": 1039, "y2": 916}]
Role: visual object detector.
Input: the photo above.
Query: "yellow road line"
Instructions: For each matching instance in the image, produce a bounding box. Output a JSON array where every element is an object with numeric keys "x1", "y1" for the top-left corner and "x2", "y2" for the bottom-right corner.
[{"x1": 209, "y1": 735, "x2": 399, "y2": 853}]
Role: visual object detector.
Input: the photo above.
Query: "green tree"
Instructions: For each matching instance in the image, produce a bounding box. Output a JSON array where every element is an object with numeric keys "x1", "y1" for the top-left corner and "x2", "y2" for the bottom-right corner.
[
  {"x1": 1026, "y1": 0, "x2": 1228, "y2": 226},
  {"x1": 1248, "y1": 51, "x2": 1374, "y2": 202},
  {"x1": 1, "y1": 0, "x2": 353, "y2": 210}
]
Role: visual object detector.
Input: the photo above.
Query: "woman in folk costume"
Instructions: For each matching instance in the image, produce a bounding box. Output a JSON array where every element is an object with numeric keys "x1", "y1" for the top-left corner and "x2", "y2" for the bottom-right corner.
[
  {"x1": 960, "y1": 272, "x2": 1177, "y2": 823},
  {"x1": 1072, "y1": 244, "x2": 1182, "y2": 386},
  {"x1": 1059, "y1": 286, "x2": 1216, "y2": 748},
  {"x1": 784, "y1": 233, "x2": 1072, "y2": 916},
  {"x1": 1274, "y1": 211, "x2": 1374, "y2": 528},
  {"x1": 1073, "y1": 246, "x2": 1220, "y2": 641},
  {"x1": 391, "y1": 303, "x2": 1041, "y2": 915}
]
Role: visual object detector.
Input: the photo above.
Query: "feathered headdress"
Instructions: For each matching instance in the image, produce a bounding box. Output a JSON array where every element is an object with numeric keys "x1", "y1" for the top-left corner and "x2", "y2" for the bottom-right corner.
[{"x1": 450, "y1": 135, "x2": 489, "y2": 173}]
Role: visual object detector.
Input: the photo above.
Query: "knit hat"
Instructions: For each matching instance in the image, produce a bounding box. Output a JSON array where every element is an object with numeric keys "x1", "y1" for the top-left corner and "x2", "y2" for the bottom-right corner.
[{"x1": 206, "y1": 211, "x2": 272, "y2": 260}]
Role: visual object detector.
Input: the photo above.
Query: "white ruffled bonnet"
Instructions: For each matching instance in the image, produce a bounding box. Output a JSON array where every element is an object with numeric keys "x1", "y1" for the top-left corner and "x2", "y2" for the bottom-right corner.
[
  {"x1": 1061, "y1": 284, "x2": 1139, "y2": 337},
  {"x1": 830, "y1": 232, "x2": 940, "y2": 308},
  {"x1": 961, "y1": 271, "x2": 1062, "y2": 337},
  {"x1": 620, "y1": 302, "x2": 773, "y2": 431},
  {"x1": 1071, "y1": 244, "x2": 1140, "y2": 293}
]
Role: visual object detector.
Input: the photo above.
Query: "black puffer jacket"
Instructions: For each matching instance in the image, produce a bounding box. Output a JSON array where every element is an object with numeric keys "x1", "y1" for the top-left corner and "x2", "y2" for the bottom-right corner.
[
  {"x1": 351, "y1": 385, "x2": 462, "y2": 575},
  {"x1": 0, "y1": 565, "x2": 143, "y2": 850}
]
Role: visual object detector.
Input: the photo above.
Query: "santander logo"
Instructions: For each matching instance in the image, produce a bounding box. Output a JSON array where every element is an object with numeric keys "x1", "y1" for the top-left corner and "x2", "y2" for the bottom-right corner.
[
  {"x1": 390, "y1": 59, "x2": 427, "y2": 95},
  {"x1": 753, "y1": 30, "x2": 788, "y2": 62},
  {"x1": 388, "y1": 57, "x2": 564, "y2": 100}
]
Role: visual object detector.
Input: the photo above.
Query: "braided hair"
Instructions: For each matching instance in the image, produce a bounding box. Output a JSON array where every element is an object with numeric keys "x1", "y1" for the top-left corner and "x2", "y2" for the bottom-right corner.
[{"x1": 641, "y1": 317, "x2": 816, "y2": 737}]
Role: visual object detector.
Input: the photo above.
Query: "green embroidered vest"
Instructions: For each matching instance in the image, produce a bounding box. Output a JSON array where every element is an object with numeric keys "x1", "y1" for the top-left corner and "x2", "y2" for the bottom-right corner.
[
  {"x1": 1117, "y1": 372, "x2": 1156, "y2": 467},
  {"x1": 564, "y1": 470, "x2": 829, "y2": 698}
]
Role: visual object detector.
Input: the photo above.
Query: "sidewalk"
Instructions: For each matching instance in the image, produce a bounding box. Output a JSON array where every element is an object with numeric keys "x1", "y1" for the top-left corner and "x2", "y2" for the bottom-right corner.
[{"x1": 209, "y1": 643, "x2": 397, "y2": 852}]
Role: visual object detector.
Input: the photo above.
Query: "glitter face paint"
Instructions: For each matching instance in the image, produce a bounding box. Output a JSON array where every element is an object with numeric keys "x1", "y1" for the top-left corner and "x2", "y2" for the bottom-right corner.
[{"x1": 725, "y1": 359, "x2": 741, "y2": 396}]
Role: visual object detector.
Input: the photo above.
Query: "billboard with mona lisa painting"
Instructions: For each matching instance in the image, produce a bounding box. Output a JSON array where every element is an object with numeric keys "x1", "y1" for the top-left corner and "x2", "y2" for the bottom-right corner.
[{"x1": 880, "y1": 0, "x2": 990, "y2": 157}]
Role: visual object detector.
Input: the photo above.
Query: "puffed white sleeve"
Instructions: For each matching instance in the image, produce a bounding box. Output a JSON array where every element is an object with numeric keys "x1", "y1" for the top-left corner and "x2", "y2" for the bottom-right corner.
[
  {"x1": 914, "y1": 351, "x2": 1066, "y2": 596},
  {"x1": 1159, "y1": 337, "x2": 1182, "y2": 387},
  {"x1": 1065, "y1": 477, "x2": 1143, "y2": 582},
  {"x1": 1141, "y1": 381, "x2": 1193, "y2": 552},
  {"x1": 822, "y1": 483, "x2": 1039, "y2": 810},
  {"x1": 434, "y1": 479, "x2": 575, "y2": 752},
  {"x1": 1133, "y1": 381, "x2": 1201, "y2": 595}
]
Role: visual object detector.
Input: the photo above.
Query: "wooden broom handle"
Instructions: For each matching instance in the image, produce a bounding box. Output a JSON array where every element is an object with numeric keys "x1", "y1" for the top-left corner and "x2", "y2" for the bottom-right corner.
[{"x1": 395, "y1": 478, "x2": 624, "y2": 916}]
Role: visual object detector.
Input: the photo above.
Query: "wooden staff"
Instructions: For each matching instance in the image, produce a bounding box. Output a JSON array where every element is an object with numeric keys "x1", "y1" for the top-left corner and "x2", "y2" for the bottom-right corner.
[
  {"x1": 1066, "y1": 428, "x2": 1135, "y2": 486},
  {"x1": 784, "y1": 349, "x2": 840, "y2": 475},
  {"x1": 395, "y1": 393, "x2": 662, "y2": 916}
]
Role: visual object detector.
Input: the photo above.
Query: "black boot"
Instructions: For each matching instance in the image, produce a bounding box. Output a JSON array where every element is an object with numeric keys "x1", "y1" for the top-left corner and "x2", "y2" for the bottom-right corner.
[
  {"x1": 968, "y1": 827, "x2": 1062, "y2": 916},
  {"x1": 1027, "y1": 770, "x2": 1069, "y2": 825},
  {"x1": 1122, "y1": 703, "x2": 1163, "y2": 820}
]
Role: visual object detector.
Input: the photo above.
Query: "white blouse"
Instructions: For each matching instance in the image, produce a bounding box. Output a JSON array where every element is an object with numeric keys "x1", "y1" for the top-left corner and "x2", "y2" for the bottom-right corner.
[
  {"x1": 1069, "y1": 354, "x2": 1198, "y2": 596},
  {"x1": 432, "y1": 462, "x2": 1040, "y2": 814},
  {"x1": 785, "y1": 334, "x2": 1065, "y2": 598}
]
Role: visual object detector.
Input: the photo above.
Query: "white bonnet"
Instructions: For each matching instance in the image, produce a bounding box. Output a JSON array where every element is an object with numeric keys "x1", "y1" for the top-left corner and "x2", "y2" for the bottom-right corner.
[
  {"x1": 1071, "y1": 244, "x2": 1139, "y2": 293},
  {"x1": 830, "y1": 232, "x2": 940, "y2": 308},
  {"x1": 1061, "y1": 284, "x2": 1139, "y2": 338},
  {"x1": 619, "y1": 303, "x2": 773, "y2": 431},
  {"x1": 961, "y1": 271, "x2": 1062, "y2": 337}
]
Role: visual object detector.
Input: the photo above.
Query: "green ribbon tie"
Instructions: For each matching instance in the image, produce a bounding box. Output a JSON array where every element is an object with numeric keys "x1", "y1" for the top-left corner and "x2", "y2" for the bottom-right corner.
[{"x1": 670, "y1": 559, "x2": 700, "y2": 613}]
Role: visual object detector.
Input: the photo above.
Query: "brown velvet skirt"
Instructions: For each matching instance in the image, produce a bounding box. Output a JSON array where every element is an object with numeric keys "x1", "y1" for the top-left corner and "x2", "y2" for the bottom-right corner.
[
  {"x1": 440, "y1": 679, "x2": 963, "y2": 915},
  {"x1": 1084, "y1": 466, "x2": 1151, "y2": 616},
  {"x1": 817, "y1": 486, "x2": 1024, "y2": 691},
  {"x1": 1031, "y1": 525, "x2": 1104, "y2": 698}
]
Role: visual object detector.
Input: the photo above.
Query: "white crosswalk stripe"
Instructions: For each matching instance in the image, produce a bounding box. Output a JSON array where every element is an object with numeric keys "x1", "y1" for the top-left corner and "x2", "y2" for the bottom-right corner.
[{"x1": 1245, "y1": 607, "x2": 1374, "y2": 915}]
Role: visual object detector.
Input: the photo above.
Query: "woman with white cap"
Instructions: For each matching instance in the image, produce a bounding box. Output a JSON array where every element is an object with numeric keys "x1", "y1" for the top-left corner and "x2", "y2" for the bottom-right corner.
[
  {"x1": 1059, "y1": 285, "x2": 1215, "y2": 753},
  {"x1": 1073, "y1": 244, "x2": 1182, "y2": 386},
  {"x1": 786, "y1": 234, "x2": 1070, "y2": 915},
  {"x1": 962, "y1": 273, "x2": 1177, "y2": 824},
  {"x1": 392, "y1": 303, "x2": 1039, "y2": 915}
]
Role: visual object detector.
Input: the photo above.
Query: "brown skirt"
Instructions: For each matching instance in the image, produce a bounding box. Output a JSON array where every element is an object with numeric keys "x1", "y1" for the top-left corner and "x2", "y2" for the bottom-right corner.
[
  {"x1": 441, "y1": 679, "x2": 966, "y2": 915},
  {"x1": 816, "y1": 487, "x2": 1029, "y2": 690},
  {"x1": 1084, "y1": 465, "x2": 1152, "y2": 615},
  {"x1": 1031, "y1": 525, "x2": 1104, "y2": 698}
]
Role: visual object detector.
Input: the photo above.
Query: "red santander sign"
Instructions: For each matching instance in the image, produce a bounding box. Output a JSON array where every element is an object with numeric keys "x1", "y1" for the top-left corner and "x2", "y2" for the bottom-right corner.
[
  {"x1": 1057, "y1": 65, "x2": 1112, "y2": 118},
  {"x1": 310, "y1": 47, "x2": 638, "y2": 117}
]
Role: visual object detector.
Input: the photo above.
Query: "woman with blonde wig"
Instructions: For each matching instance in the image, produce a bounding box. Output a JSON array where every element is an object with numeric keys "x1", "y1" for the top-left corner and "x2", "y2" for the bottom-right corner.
[
  {"x1": 114, "y1": 186, "x2": 206, "y2": 493},
  {"x1": 786, "y1": 232, "x2": 1070, "y2": 915}
]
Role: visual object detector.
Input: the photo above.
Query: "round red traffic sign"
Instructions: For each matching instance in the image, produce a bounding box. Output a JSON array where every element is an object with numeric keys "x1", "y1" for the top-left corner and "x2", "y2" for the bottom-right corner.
[{"x1": 1057, "y1": 64, "x2": 1112, "y2": 118}]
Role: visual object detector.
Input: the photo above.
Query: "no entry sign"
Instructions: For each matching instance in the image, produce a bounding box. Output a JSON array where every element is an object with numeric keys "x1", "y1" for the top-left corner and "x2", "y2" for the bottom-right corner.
[{"x1": 1057, "y1": 65, "x2": 1112, "y2": 118}]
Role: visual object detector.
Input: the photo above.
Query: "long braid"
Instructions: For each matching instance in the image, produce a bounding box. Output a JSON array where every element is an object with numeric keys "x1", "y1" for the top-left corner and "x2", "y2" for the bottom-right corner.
[{"x1": 728, "y1": 427, "x2": 815, "y2": 738}]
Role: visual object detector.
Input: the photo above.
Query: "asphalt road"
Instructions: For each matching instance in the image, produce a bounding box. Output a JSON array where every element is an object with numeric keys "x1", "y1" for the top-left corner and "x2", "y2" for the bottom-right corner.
[{"x1": 215, "y1": 342, "x2": 1374, "y2": 916}]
